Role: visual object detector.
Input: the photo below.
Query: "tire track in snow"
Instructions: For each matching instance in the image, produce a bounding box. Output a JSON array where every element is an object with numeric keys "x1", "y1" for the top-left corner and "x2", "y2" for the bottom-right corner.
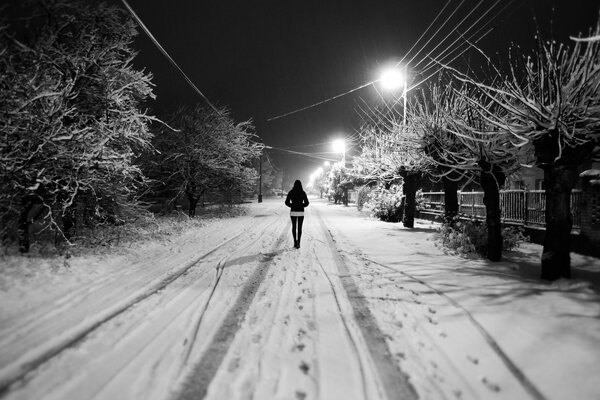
[
  {"x1": 361, "y1": 256, "x2": 546, "y2": 400},
  {"x1": 179, "y1": 224, "x2": 281, "y2": 368},
  {"x1": 313, "y1": 208, "x2": 418, "y2": 400},
  {"x1": 174, "y1": 220, "x2": 290, "y2": 400},
  {"x1": 0, "y1": 229, "x2": 250, "y2": 395}
]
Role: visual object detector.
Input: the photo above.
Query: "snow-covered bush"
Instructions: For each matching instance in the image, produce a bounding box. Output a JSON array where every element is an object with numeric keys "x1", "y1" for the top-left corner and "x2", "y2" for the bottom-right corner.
[
  {"x1": 434, "y1": 218, "x2": 527, "y2": 257},
  {"x1": 366, "y1": 185, "x2": 404, "y2": 222}
]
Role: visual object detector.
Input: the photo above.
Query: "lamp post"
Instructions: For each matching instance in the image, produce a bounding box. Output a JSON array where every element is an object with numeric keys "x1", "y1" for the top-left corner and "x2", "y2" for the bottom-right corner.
[
  {"x1": 380, "y1": 67, "x2": 407, "y2": 125},
  {"x1": 258, "y1": 153, "x2": 263, "y2": 203}
]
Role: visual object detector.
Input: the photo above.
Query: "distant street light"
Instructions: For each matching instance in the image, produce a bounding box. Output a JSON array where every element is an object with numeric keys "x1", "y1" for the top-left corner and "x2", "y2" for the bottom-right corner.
[
  {"x1": 332, "y1": 139, "x2": 346, "y2": 167},
  {"x1": 380, "y1": 66, "x2": 407, "y2": 125}
]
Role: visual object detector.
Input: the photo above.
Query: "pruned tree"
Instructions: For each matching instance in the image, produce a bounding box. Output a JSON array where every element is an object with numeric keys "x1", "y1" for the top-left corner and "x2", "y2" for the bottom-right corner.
[
  {"x1": 411, "y1": 82, "x2": 472, "y2": 223},
  {"x1": 457, "y1": 20, "x2": 600, "y2": 278},
  {"x1": 145, "y1": 105, "x2": 262, "y2": 215},
  {"x1": 412, "y1": 78, "x2": 523, "y2": 261},
  {"x1": 354, "y1": 99, "x2": 430, "y2": 228},
  {"x1": 1, "y1": 1, "x2": 156, "y2": 252}
]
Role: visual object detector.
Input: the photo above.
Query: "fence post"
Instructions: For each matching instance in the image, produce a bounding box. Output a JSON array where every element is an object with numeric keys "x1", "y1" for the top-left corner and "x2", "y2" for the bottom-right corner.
[
  {"x1": 523, "y1": 189, "x2": 528, "y2": 226},
  {"x1": 471, "y1": 189, "x2": 475, "y2": 216}
]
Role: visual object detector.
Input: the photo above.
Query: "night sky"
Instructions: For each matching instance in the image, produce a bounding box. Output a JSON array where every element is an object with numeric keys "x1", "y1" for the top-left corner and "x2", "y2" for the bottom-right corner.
[{"x1": 8, "y1": 0, "x2": 600, "y2": 184}]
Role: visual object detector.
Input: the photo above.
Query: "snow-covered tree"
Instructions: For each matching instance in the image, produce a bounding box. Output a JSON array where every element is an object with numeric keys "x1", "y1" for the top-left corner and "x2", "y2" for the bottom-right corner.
[
  {"x1": 354, "y1": 101, "x2": 429, "y2": 227},
  {"x1": 145, "y1": 105, "x2": 262, "y2": 215},
  {"x1": 411, "y1": 82, "x2": 470, "y2": 223},
  {"x1": 413, "y1": 79, "x2": 522, "y2": 261},
  {"x1": 459, "y1": 21, "x2": 600, "y2": 278},
  {"x1": 0, "y1": 1, "x2": 156, "y2": 252}
]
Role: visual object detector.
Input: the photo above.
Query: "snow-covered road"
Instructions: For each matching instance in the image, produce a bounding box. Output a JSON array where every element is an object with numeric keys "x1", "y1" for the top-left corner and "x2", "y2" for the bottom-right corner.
[{"x1": 1, "y1": 198, "x2": 599, "y2": 400}]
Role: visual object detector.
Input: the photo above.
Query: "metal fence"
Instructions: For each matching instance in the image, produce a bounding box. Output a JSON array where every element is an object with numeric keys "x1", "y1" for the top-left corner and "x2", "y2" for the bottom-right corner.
[{"x1": 420, "y1": 190, "x2": 582, "y2": 229}]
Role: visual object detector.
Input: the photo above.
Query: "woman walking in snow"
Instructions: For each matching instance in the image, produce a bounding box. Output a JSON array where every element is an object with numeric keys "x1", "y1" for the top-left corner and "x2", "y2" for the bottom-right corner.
[{"x1": 285, "y1": 180, "x2": 309, "y2": 249}]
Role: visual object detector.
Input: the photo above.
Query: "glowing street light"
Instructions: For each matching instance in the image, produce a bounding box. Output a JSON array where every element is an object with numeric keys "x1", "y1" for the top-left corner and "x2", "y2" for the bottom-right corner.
[
  {"x1": 380, "y1": 68, "x2": 405, "y2": 91},
  {"x1": 380, "y1": 66, "x2": 407, "y2": 126},
  {"x1": 332, "y1": 138, "x2": 346, "y2": 167}
]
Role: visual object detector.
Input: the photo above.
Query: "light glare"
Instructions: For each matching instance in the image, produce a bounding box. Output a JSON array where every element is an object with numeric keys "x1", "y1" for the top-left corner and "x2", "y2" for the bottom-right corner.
[
  {"x1": 332, "y1": 139, "x2": 346, "y2": 154},
  {"x1": 380, "y1": 68, "x2": 405, "y2": 91}
]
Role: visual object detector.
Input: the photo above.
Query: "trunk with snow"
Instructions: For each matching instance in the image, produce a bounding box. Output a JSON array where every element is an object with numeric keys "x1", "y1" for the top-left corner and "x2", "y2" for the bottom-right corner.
[{"x1": 479, "y1": 161, "x2": 505, "y2": 262}]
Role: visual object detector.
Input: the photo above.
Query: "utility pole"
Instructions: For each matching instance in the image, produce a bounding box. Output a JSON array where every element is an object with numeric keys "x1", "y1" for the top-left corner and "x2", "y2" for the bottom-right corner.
[
  {"x1": 281, "y1": 170, "x2": 284, "y2": 197},
  {"x1": 258, "y1": 153, "x2": 263, "y2": 203}
]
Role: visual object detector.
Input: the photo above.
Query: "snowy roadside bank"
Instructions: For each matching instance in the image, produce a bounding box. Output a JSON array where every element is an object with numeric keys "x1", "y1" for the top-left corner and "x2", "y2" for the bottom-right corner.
[{"x1": 316, "y1": 198, "x2": 600, "y2": 400}]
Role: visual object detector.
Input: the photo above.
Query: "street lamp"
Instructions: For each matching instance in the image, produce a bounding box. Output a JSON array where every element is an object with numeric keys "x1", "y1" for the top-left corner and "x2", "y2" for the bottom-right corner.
[
  {"x1": 332, "y1": 138, "x2": 346, "y2": 167},
  {"x1": 380, "y1": 66, "x2": 407, "y2": 126}
]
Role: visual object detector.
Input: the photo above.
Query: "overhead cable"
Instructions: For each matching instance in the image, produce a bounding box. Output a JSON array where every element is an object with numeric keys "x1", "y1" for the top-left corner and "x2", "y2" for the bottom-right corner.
[
  {"x1": 119, "y1": 0, "x2": 222, "y2": 115},
  {"x1": 265, "y1": 0, "x2": 481, "y2": 122}
]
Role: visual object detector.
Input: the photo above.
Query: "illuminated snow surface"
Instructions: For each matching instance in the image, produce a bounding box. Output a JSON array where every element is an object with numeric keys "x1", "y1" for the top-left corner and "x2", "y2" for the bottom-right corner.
[{"x1": 1, "y1": 198, "x2": 599, "y2": 400}]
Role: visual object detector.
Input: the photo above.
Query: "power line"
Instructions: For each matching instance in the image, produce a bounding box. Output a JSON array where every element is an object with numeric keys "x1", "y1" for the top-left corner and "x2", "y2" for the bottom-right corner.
[
  {"x1": 266, "y1": 0, "x2": 511, "y2": 123},
  {"x1": 119, "y1": 0, "x2": 221, "y2": 115},
  {"x1": 265, "y1": 0, "x2": 457, "y2": 122},
  {"x1": 265, "y1": 145, "x2": 340, "y2": 162}
]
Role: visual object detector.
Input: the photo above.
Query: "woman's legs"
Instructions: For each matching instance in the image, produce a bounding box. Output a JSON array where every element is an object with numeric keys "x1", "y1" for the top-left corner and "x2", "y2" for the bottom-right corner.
[
  {"x1": 291, "y1": 216, "x2": 298, "y2": 245},
  {"x1": 297, "y1": 217, "x2": 304, "y2": 247}
]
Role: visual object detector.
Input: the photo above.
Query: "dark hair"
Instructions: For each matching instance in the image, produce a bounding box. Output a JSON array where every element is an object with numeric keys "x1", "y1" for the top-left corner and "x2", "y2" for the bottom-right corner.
[{"x1": 292, "y1": 180, "x2": 303, "y2": 192}]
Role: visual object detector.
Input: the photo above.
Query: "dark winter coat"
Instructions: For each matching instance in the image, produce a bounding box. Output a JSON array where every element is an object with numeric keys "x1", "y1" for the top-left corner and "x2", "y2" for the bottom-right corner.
[{"x1": 285, "y1": 189, "x2": 309, "y2": 212}]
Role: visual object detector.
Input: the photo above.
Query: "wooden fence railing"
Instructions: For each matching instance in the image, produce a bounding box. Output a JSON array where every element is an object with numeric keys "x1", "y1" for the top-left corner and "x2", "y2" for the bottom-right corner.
[{"x1": 419, "y1": 190, "x2": 582, "y2": 229}]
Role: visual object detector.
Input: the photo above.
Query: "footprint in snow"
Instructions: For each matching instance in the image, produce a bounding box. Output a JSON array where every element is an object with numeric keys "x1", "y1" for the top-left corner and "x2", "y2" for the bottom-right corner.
[
  {"x1": 227, "y1": 357, "x2": 240, "y2": 372},
  {"x1": 481, "y1": 377, "x2": 501, "y2": 392},
  {"x1": 299, "y1": 361, "x2": 310, "y2": 374},
  {"x1": 295, "y1": 391, "x2": 307, "y2": 400},
  {"x1": 467, "y1": 355, "x2": 479, "y2": 365}
]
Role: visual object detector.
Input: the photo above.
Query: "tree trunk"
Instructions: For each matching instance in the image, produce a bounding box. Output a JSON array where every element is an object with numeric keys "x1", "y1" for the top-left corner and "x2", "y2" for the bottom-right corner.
[
  {"x1": 532, "y1": 131, "x2": 593, "y2": 280},
  {"x1": 18, "y1": 199, "x2": 34, "y2": 253},
  {"x1": 63, "y1": 203, "x2": 77, "y2": 242},
  {"x1": 187, "y1": 194, "x2": 199, "y2": 217},
  {"x1": 402, "y1": 173, "x2": 417, "y2": 228},
  {"x1": 479, "y1": 161, "x2": 505, "y2": 262},
  {"x1": 540, "y1": 165, "x2": 579, "y2": 280},
  {"x1": 442, "y1": 176, "x2": 459, "y2": 223}
]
